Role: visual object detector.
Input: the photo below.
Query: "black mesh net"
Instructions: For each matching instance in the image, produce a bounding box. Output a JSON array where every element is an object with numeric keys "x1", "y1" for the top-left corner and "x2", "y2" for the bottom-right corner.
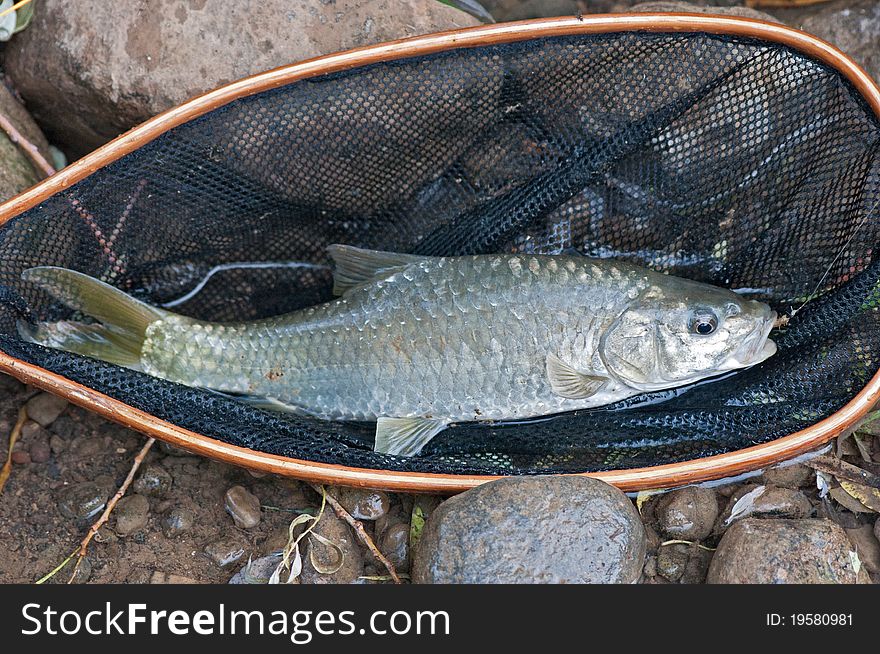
[{"x1": 1, "y1": 31, "x2": 879, "y2": 475}]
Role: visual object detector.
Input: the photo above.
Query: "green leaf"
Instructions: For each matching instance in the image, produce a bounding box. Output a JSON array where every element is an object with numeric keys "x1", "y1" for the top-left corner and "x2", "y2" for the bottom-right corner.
[{"x1": 14, "y1": 0, "x2": 34, "y2": 33}]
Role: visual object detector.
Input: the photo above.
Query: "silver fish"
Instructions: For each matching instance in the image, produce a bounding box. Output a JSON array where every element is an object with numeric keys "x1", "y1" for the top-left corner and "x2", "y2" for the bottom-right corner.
[{"x1": 20, "y1": 246, "x2": 777, "y2": 456}]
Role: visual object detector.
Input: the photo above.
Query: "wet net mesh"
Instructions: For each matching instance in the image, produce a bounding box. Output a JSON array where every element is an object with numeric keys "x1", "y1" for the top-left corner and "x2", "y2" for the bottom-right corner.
[{"x1": 1, "y1": 31, "x2": 879, "y2": 475}]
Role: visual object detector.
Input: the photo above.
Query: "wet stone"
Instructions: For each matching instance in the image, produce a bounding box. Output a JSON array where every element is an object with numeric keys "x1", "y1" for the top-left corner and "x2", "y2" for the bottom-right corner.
[
  {"x1": 20, "y1": 420, "x2": 42, "y2": 440},
  {"x1": 11, "y1": 450, "x2": 30, "y2": 465},
  {"x1": 229, "y1": 553, "x2": 283, "y2": 584},
  {"x1": 162, "y1": 506, "x2": 195, "y2": 538},
  {"x1": 69, "y1": 435, "x2": 105, "y2": 458},
  {"x1": 132, "y1": 464, "x2": 173, "y2": 497},
  {"x1": 762, "y1": 463, "x2": 814, "y2": 489},
  {"x1": 49, "y1": 434, "x2": 66, "y2": 455},
  {"x1": 49, "y1": 415, "x2": 77, "y2": 440},
  {"x1": 57, "y1": 482, "x2": 108, "y2": 524},
  {"x1": 25, "y1": 393, "x2": 68, "y2": 427},
  {"x1": 378, "y1": 522, "x2": 410, "y2": 573},
  {"x1": 29, "y1": 438, "x2": 51, "y2": 463},
  {"x1": 716, "y1": 484, "x2": 813, "y2": 533},
  {"x1": 845, "y1": 525, "x2": 880, "y2": 574},
  {"x1": 301, "y1": 510, "x2": 365, "y2": 585},
  {"x1": 708, "y1": 518, "x2": 868, "y2": 584},
  {"x1": 114, "y1": 494, "x2": 150, "y2": 536},
  {"x1": 329, "y1": 486, "x2": 391, "y2": 521},
  {"x1": 204, "y1": 536, "x2": 249, "y2": 568},
  {"x1": 655, "y1": 486, "x2": 718, "y2": 541},
  {"x1": 413, "y1": 477, "x2": 646, "y2": 584},
  {"x1": 656, "y1": 544, "x2": 689, "y2": 583},
  {"x1": 224, "y1": 485, "x2": 262, "y2": 529}
]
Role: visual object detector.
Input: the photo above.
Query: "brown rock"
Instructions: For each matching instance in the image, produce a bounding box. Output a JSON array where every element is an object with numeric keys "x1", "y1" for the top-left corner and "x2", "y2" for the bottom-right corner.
[
  {"x1": 716, "y1": 484, "x2": 813, "y2": 533},
  {"x1": 114, "y1": 494, "x2": 150, "y2": 536},
  {"x1": 708, "y1": 518, "x2": 868, "y2": 584},
  {"x1": 11, "y1": 450, "x2": 30, "y2": 465},
  {"x1": 378, "y1": 522, "x2": 410, "y2": 574},
  {"x1": 0, "y1": 82, "x2": 51, "y2": 203},
  {"x1": 4, "y1": 0, "x2": 480, "y2": 157},
  {"x1": 845, "y1": 525, "x2": 880, "y2": 574},
  {"x1": 29, "y1": 437, "x2": 51, "y2": 463},
  {"x1": 24, "y1": 392, "x2": 68, "y2": 427},
  {"x1": 132, "y1": 464, "x2": 173, "y2": 497},
  {"x1": 762, "y1": 463, "x2": 814, "y2": 489},
  {"x1": 329, "y1": 486, "x2": 390, "y2": 521},
  {"x1": 301, "y1": 509, "x2": 365, "y2": 584},
  {"x1": 224, "y1": 485, "x2": 262, "y2": 529},
  {"x1": 655, "y1": 486, "x2": 718, "y2": 541},
  {"x1": 204, "y1": 535, "x2": 249, "y2": 568}
]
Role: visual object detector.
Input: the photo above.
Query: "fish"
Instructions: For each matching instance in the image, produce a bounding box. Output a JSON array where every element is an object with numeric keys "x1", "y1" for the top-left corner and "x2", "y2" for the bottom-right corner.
[{"x1": 18, "y1": 245, "x2": 777, "y2": 456}]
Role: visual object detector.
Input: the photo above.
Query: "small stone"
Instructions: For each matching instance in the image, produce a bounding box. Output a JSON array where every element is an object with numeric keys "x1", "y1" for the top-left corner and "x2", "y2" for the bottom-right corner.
[
  {"x1": 229, "y1": 553, "x2": 283, "y2": 584},
  {"x1": 708, "y1": 518, "x2": 868, "y2": 584},
  {"x1": 657, "y1": 544, "x2": 689, "y2": 582},
  {"x1": 642, "y1": 555, "x2": 657, "y2": 580},
  {"x1": 49, "y1": 434, "x2": 67, "y2": 454},
  {"x1": 25, "y1": 392, "x2": 68, "y2": 427},
  {"x1": 20, "y1": 420, "x2": 42, "y2": 440},
  {"x1": 413, "y1": 476, "x2": 646, "y2": 584},
  {"x1": 329, "y1": 486, "x2": 390, "y2": 521},
  {"x1": 29, "y1": 438, "x2": 51, "y2": 463},
  {"x1": 301, "y1": 510, "x2": 365, "y2": 584},
  {"x1": 114, "y1": 494, "x2": 150, "y2": 536},
  {"x1": 11, "y1": 450, "x2": 30, "y2": 465},
  {"x1": 680, "y1": 546, "x2": 713, "y2": 585},
  {"x1": 69, "y1": 435, "x2": 104, "y2": 458},
  {"x1": 762, "y1": 463, "x2": 814, "y2": 489},
  {"x1": 224, "y1": 485, "x2": 262, "y2": 528},
  {"x1": 845, "y1": 525, "x2": 880, "y2": 574},
  {"x1": 132, "y1": 464, "x2": 173, "y2": 497},
  {"x1": 378, "y1": 522, "x2": 410, "y2": 573},
  {"x1": 58, "y1": 482, "x2": 108, "y2": 524},
  {"x1": 716, "y1": 484, "x2": 813, "y2": 533},
  {"x1": 67, "y1": 556, "x2": 91, "y2": 584},
  {"x1": 655, "y1": 486, "x2": 718, "y2": 541},
  {"x1": 162, "y1": 506, "x2": 195, "y2": 537},
  {"x1": 49, "y1": 415, "x2": 77, "y2": 439},
  {"x1": 204, "y1": 536, "x2": 249, "y2": 567},
  {"x1": 875, "y1": 517, "x2": 880, "y2": 544}
]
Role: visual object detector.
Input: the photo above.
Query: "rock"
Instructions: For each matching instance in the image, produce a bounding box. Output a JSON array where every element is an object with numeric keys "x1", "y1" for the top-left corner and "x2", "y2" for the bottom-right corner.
[
  {"x1": 114, "y1": 494, "x2": 150, "y2": 536},
  {"x1": 4, "y1": 0, "x2": 480, "y2": 157},
  {"x1": 0, "y1": 81, "x2": 52, "y2": 203},
  {"x1": 655, "y1": 486, "x2": 718, "y2": 541},
  {"x1": 378, "y1": 522, "x2": 410, "y2": 573},
  {"x1": 412, "y1": 476, "x2": 646, "y2": 584},
  {"x1": 29, "y1": 437, "x2": 51, "y2": 463},
  {"x1": 680, "y1": 546, "x2": 713, "y2": 585},
  {"x1": 876, "y1": 516, "x2": 880, "y2": 544},
  {"x1": 150, "y1": 571, "x2": 202, "y2": 584},
  {"x1": 132, "y1": 464, "x2": 173, "y2": 497},
  {"x1": 708, "y1": 518, "x2": 868, "y2": 584},
  {"x1": 11, "y1": 450, "x2": 30, "y2": 465},
  {"x1": 329, "y1": 486, "x2": 390, "y2": 521},
  {"x1": 204, "y1": 536, "x2": 249, "y2": 568},
  {"x1": 845, "y1": 525, "x2": 880, "y2": 574},
  {"x1": 57, "y1": 482, "x2": 108, "y2": 525},
  {"x1": 229, "y1": 553, "x2": 284, "y2": 584},
  {"x1": 656, "y1": 543, "x2": 689, "y2": 583},
  {"x1": 49, "y1": 415, "x2": 77, "y2": 440},
  {"x1": 67, "y1": 556, "x2": 91, "y2": 584},
  {"x1": 784, "y1": 1, "x2": 880, "y2": 85},
  {"x1": 24, "y1": 393, "x2": 68, "y2": 427},
  {"x1": 224, "y1": 485, "x2": 262, "y2": 529},
  {"x1": 630, "y1": 1, "x2": 780, "y2": 22},
  {"x1": 69, "y1": 435, "x2": 105, "y2": 458},
  {"x1": 20, "y1": 420, "x2": 42, "y2": 440},
  {"x1": 48, "y1": 434, "x2": 66, "y2": 455},
  {"x1": 715, "y1": 484, "x2": 813, "y2": 532},
  {"x1": 162, "y1": 506, "x2": 195, "y2": 538},
  {"x1": 301, "y1": 510, "x2": 365, "y2": 584},
  {"x1": 762, "y1": 463, "x2": 814, "y2": 489}
]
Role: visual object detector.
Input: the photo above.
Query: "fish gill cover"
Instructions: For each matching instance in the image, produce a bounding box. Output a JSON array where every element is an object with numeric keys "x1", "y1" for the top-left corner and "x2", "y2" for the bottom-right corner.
[{"x1": 0, "y1": 31, "x2": 878, "y2": 475}]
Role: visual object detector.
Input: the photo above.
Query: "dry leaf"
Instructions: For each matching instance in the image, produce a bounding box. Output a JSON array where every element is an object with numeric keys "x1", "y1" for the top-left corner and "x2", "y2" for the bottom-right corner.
[
  {"x1": 828, "y1": 486, "x2": 873, "y2": 514},
  {"x1": 839, "y1": 480, "x2": 880, "y2": 513}
]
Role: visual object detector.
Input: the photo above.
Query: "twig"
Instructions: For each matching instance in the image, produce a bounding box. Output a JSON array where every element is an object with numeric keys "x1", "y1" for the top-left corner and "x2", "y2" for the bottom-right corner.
[
  {"x1": 308, "y1": 483, "x2": 402, "y2": 584},
  {"x1": 0, "y1": 112, "x2": 55, "y2": 178},
  {"x1": 67, "y1": 437, "x2": 155, "y2": 583},
  {"x1": 0, "y1": 406, "x2": 27, "y2": 494}
]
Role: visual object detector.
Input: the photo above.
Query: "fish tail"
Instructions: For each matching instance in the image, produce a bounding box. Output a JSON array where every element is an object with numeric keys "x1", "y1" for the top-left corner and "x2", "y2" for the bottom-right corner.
[{"x1": 19, "y1": 267, "x2": 167, "y2": 368}]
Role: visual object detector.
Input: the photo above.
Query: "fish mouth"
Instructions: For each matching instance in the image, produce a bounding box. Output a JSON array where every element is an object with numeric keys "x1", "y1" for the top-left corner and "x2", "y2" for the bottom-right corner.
[{"x1": 723, "y1": 312, "x2": 778, "y2": 369}]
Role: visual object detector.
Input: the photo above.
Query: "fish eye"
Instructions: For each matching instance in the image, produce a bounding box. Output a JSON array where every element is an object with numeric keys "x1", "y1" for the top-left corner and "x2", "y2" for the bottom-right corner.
[{"x1": 689, "y1": 311, "x2": 718, "y2": 336}]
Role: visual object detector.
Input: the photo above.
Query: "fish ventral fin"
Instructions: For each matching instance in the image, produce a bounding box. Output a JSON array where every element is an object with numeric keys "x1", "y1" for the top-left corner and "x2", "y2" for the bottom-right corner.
[
  {"x1": 328, "y1": 244, "x2": 427, "y2": 296},
  {"x1": 19, "y1": 267, "x2": 167, "y2": 367},
  {"x1": 374, "y1": 417, "x2": 448, "y2": 457},
  {"x1": 545, "y1": 353, "x2": 607, "y2": 399}
]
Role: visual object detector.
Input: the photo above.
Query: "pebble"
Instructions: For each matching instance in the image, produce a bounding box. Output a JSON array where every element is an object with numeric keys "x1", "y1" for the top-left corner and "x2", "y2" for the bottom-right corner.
[
  {"x1": 654, "y1": 486, "x2": 718, "y2": 541},
  {"x1": 29, "y1": 438, "x2": 51, "y2": 463},
  {"x1": 708, "y1": 518, "x2": 868, "y2": 584},
  {"x1": 69, "y1": 435, "x2": 105, "y2": 458},
  {"x1": 114, "y1": 494, "x2": 150, "y2": 536},
  {"x1": 329, "y1": 486, "x2": 390, "y2": 521},
  {"x1": 25, "y1": 392, "x2": 68, "y2": 427},
  {"x1": 224, "y1": 485, "x2": 262, "y2": 528},
  {"x1": 132, "y1": 464, "x2": 173, "y2": 497},
  {"x1": 412, "y1": 476, "x2": 646, "y2": 584},
  {"x1": 845, "y1": 525, "x2": 880, "y2": 574},
  {"x1": 49, "y1": 434, "x2": 66, "y2": 454},
  {"x1": 162, "y1": 506, "x2": 195, "y2": 538},
  {"x1": 58, "y1": 482, "x2": 108, "y2": 524},
  {"x1": 378, "y1": 522, "x2": 410, "y2": 573},
  {"x1": 229, "y1": 553, "x2": 283, "y2": 584},
  {"x1": 50, "y1": 415, "x2": 77, "y2": 440},
  {"x1": 301, "y1": 510, "x2": 365, "y2": 584},
  {"x1": 20, "y1": 420, "x2": 42, "y2": 440},
  {"x1": 11, "y1": 450, "x2": 30, "y2": 465},
  {"x1": 762, "y1": 463, "x2": 814, "y2": 489},
  {"x1": 715, "y1": 484, "x2": 812, "y2": 533},
  {"x1": 656, "y1": 543, "x2": 689, "y2": 583},
  {"x1": 204, "y1": 536, "x2": 249, "y2": 567}
]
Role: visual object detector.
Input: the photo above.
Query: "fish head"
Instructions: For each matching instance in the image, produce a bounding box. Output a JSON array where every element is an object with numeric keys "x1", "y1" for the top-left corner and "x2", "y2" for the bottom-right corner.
[{"x1": 600, "y1": 279, "x2": 777, "y2": 391}]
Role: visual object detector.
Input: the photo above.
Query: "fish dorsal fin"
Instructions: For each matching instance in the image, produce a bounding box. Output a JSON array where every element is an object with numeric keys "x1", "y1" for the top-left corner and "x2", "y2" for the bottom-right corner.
[
  {"x1": 374, "y1": 416, "x2": 448, "y2": 457},
  {"x1": 328, "y1": 245, "x2": 426, "y2": 296},
  {"x1": 545, "y1": 353, "x2": 607, "y2": 399}
]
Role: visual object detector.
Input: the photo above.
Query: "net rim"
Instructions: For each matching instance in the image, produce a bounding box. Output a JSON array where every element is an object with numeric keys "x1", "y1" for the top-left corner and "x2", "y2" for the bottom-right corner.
[{"x1": 1, "y1": 13, "x2": 879, "y2": 492}]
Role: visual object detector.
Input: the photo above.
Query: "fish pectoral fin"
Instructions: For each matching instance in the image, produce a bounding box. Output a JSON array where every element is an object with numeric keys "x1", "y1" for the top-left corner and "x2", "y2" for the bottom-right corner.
[
  {"x1": 327, "y1": 244, "x2": 428, "y2": 296},
  {"x1": 205, "y1": 389, "x2": 304, "y2": 413},
  {"x1": 545, "y1": 353, "x2": 607, "y2": 399},
  {"x1": 374, "y1": 417, "x2": 448, "y2": 457}
]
